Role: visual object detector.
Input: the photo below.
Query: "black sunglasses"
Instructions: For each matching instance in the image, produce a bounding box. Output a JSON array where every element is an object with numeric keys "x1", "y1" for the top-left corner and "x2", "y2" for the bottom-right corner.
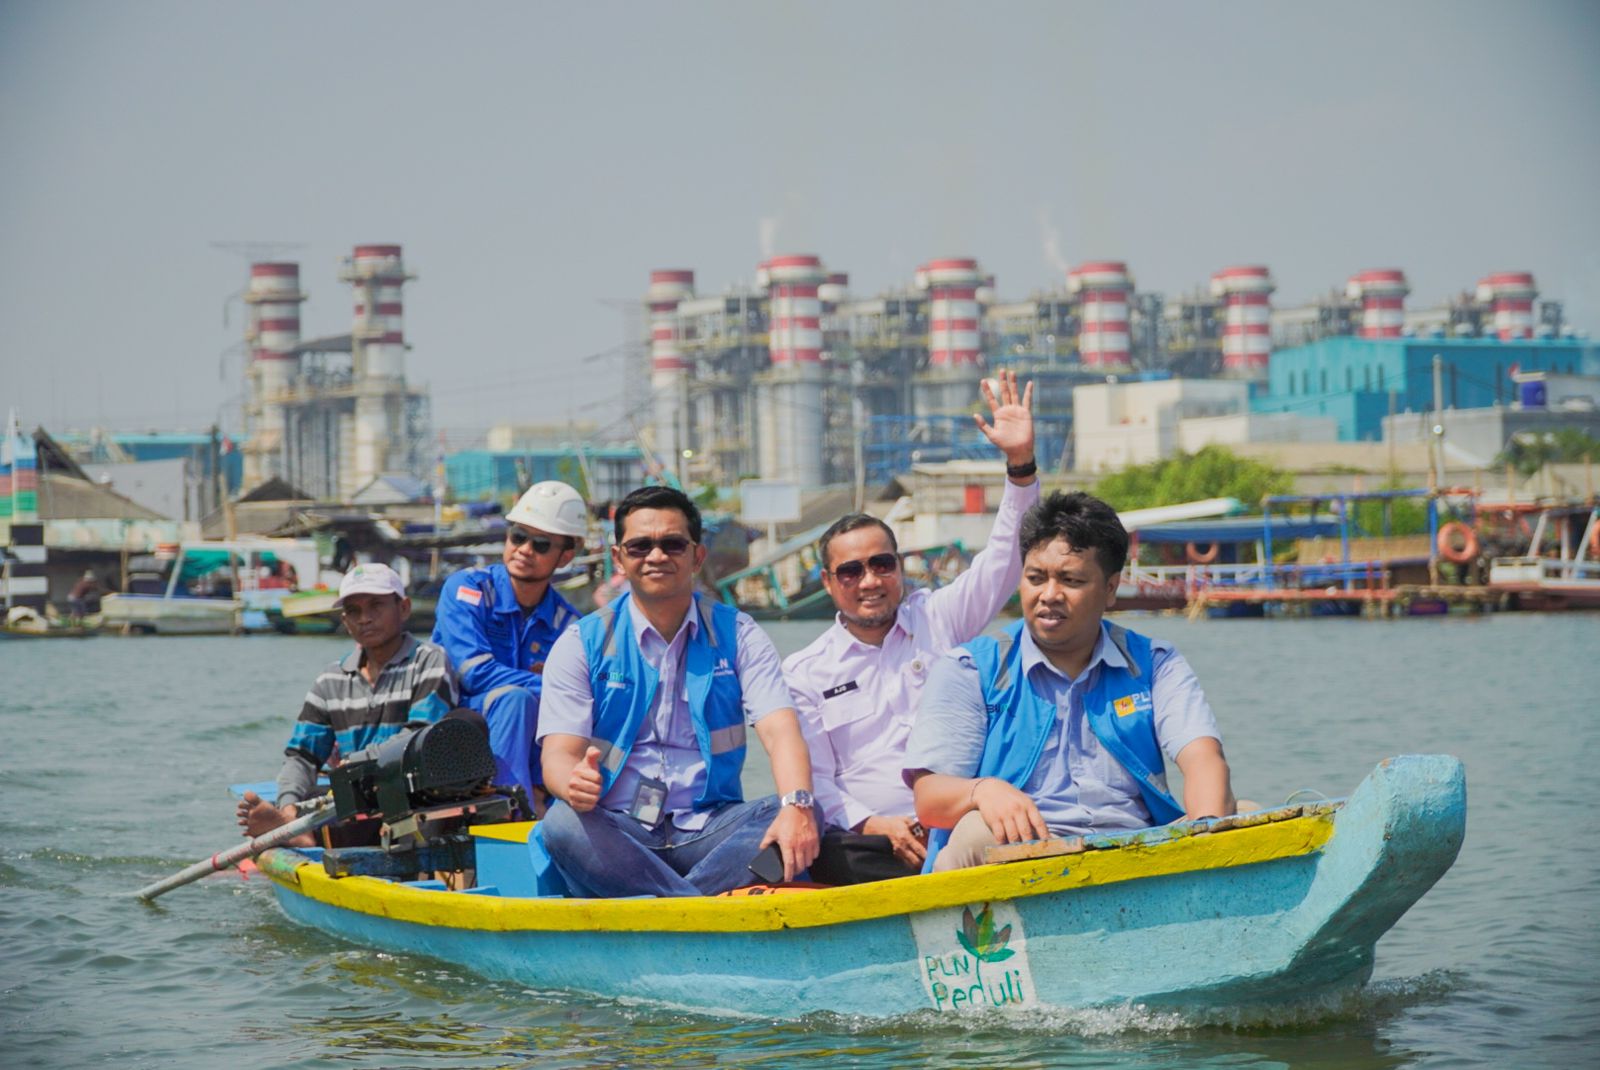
[
  {"x1": 829, "y1": 552, "x2": 899, "y2": 584},
  {"x1": 507, "y1": 527, "x2": 557, "y2": 554},
  {"x1": 619, "y1": 536, "x2": 694, "y2": 559}
]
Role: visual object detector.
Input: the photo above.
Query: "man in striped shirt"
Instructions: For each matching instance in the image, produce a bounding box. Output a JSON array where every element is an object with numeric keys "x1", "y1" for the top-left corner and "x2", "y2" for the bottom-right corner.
[{"x1": 236, "y1": 563, "x2": 459, "y2": 844}]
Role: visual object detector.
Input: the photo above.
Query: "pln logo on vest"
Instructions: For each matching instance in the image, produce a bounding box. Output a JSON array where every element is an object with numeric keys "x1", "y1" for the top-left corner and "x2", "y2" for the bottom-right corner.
[
  {"x1": 1113, "y1": 692, "x2": 1153, "y2": 718},
  {"x1": 712, "y1": 656, "x2": 735, "y2": 678},
  {"x1": 605, "y1": 670, "x2": 631, "y2": 690}
]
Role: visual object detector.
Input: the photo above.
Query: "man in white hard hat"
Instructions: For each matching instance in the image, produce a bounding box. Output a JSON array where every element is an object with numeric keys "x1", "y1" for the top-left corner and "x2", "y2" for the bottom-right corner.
[{"x1": 432, "y1": 481, "x2": 588, "y2": 807}]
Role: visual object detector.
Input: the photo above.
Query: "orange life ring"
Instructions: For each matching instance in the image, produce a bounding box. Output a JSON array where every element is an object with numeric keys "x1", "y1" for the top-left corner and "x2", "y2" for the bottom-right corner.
[
  {"x1": 1186, "y1": 541, "x2": 1220, "y2": 565},
  {"x1": 1436, "y1": 522, "x2": 1479, "y2": 564},
  {"x1": 1589, "y1": 522, "x2": 1600, "y2": 558}
]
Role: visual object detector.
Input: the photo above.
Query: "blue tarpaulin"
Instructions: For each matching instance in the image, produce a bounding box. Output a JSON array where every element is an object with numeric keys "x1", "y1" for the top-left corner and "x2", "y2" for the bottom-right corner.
[{"x1": 1133, "y1": 516, "x2": 1343, "y2": 545}]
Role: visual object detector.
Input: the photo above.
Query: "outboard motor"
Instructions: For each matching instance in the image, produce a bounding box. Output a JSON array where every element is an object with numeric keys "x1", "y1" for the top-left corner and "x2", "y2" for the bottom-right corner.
[{"x1": 323, "y1": 716, "x2": 524, "y2": 878}]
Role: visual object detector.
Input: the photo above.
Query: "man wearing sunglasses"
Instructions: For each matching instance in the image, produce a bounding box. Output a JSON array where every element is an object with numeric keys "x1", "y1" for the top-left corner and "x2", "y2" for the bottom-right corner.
[
  {"x1": 531, "y1": 485, "x2": 820, "y2": 897},
  {"x1": 783, "y1": 369, "x2": 1041, "y2": 884},
  {"x1": 432, "y1": 480, "x2": 589, "y2": 808},
  {"x1": 907, "y1": 491, "x2": 1236, "y2": 872}
]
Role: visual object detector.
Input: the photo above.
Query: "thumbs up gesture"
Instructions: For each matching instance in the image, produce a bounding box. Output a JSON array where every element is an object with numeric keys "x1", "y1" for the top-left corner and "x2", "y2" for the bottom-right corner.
[{"x1": 567, "y1": 745, "x2": 604, "y2": 813}]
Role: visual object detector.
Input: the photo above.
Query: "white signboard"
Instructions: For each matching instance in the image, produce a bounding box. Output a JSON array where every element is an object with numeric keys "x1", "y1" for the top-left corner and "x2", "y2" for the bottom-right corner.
[
  {"x1": 739, "y1": 479, "x2": 802, "y2": 525},
  {"x1": 909, "y1": 900, "x2": 1039, "y2": 1012}
]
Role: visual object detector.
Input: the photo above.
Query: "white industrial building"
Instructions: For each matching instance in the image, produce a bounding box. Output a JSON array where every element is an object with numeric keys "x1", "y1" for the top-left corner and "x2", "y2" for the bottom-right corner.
[{"x1": 239, "y1": 246, "x2": 431, "y2": 501}]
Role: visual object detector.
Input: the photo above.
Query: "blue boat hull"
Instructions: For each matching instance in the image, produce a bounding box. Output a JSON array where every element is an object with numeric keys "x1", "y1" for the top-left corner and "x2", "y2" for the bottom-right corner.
[{"x1": 260, "y1": 755, "x2": 1465, "y2": 1018}]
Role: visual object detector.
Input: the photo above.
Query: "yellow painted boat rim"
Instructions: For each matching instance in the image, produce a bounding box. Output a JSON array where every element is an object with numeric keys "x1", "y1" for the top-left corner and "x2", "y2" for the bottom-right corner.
[{"x1": 262, "y1": 801, "x2": 1341, "y2": 935}]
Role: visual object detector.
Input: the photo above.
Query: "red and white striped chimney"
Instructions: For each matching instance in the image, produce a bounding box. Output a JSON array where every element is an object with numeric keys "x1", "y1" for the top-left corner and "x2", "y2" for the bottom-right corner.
[
  {"x1": 767, "y1": 254, "x2": 825, "y2": 366},
  {"x1": 352, "y1": 244, "x2": 407, "y2": 378},
  {"x1": 243, "y1": 262, "x2": 305, "y2": 485},
  {"x1": 761, "y1": 255, "x2": 827, "y2": 486},
  {"x1": 1476, "y1": 272, "x2": 1538, "y2": 340},
  {"x1": 648, "y1": 269, "x2": 695, "y2": 466},
  {"x1": 1346, "y1": 269, "x2": 1409, "y2": 339},
  {"x1": 1210, "y1": 266, "x2": 1275, "y2": 378},
  {"x1": 1068, "y1": 261, "x2": 1133, "y2": 371},
  {"x1": 920, "y1": 258, "x2": 983, "y2": 368},
  {"x1": 819, "y1": 272, "x2": 849, "y2": 311}
]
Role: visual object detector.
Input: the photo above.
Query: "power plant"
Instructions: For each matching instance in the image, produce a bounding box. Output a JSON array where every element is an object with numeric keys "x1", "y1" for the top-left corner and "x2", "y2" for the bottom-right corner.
[
  {"x1": 239, "y1": 245, "x2": 431, "y2": 499},
  {"x1": 644, "y1": 257, "x2": 1581, "y2": 487}
]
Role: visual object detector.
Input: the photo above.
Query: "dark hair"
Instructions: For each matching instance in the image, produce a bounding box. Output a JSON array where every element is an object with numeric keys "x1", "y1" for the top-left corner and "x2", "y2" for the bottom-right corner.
[
  {"x1": 1019, "y1": 491, "x2": 1128, "y2": 578},
  {"x1": 614, "y1": 485, "x2": 703, "y2": 544},
  {"x1": 818, "y1": 513, "x2": 898, "y2": 570}
]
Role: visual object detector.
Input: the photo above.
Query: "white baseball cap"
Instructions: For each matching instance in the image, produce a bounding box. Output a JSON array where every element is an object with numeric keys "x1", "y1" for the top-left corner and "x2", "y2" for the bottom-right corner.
[{"x1": 333, "y1": 562, "x2": 407, "y2": 607}]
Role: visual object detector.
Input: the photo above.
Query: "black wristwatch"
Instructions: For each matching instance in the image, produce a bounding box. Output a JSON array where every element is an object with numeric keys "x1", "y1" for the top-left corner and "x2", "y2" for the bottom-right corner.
[{"x1": 1005, "y1": 457, "x2": 1038, "y2": 479}]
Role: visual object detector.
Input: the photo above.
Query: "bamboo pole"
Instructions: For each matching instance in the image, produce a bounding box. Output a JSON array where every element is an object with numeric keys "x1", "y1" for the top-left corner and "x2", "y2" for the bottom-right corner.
[{"x1": 134, "y1": 796, "x2": 335, "y2": 902}]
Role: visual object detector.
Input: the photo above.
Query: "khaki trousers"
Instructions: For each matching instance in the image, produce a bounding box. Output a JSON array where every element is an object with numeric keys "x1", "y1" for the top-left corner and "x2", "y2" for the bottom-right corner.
[{"x1": 932, "y1": 811, "x2": 1002, "y2": 872}]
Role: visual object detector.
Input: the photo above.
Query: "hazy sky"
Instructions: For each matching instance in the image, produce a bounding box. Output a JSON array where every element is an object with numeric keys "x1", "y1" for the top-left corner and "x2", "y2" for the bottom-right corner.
[{"x1": 3, "y1": 0, "x2": 1597, "y2": 444}]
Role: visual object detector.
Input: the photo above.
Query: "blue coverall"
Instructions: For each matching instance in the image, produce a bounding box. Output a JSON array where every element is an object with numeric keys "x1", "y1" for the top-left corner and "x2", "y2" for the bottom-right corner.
[{"x1": 431, "y1": 563, "x2": 580, "y2": 799}]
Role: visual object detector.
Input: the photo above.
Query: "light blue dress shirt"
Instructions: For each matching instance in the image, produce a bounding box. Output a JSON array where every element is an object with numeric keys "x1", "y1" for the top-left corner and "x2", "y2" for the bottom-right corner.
[{"x1": 904, "y1": 625, "x2": 1221, "y2": 835}]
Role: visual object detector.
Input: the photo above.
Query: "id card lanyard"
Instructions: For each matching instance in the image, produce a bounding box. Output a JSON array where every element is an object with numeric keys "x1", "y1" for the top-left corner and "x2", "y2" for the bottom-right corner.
[{"x1": 631, "y1": 627, "x2": 687, "y2": 828}]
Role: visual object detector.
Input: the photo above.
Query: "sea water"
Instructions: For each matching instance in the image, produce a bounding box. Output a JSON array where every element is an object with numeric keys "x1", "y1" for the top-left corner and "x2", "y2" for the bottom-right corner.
[{"x1": 1, "y1": 612, "x2": 1596, "y2": 1069}]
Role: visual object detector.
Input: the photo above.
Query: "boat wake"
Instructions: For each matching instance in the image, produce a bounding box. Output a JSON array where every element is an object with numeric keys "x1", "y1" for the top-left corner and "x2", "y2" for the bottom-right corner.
[{"x1": 805, "y1": 970, "x2": 1466, "y2": 1037}]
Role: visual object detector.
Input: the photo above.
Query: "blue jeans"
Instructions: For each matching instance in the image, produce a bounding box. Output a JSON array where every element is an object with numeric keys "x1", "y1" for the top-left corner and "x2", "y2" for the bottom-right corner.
[
  {"x1": 480, "y1": 686, "x2": 540, "y2": 797},
  {"x1": 539, "y1": 794, "x2": 780, "y2": 897}
]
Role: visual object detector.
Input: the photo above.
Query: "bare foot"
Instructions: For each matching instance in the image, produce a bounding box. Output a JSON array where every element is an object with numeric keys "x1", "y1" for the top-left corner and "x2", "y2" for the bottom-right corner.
[{"x1": 236, "y1": 791, "x2": 292, "y2": 838}]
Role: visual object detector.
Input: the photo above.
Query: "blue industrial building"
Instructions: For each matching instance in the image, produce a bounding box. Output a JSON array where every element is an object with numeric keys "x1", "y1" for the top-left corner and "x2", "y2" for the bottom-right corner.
[
  {"x1": 57, "y1": 431, "x2": 244, "y2": 492},
  {"x1": 446, "y1": 446, "x2": 644, "y2": 505},
  {"x1": 1252, "y1": 337, "x2": 1599, "y2": 441}
]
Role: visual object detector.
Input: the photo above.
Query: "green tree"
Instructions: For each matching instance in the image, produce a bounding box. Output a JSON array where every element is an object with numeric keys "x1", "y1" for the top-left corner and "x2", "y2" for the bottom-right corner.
[
  {"x1": 1495, "y1": 428, "x2": 1600, "y2": 477},
  {"x1": 1091, "y1": 445, "x2": 1294, "y2": 511}
]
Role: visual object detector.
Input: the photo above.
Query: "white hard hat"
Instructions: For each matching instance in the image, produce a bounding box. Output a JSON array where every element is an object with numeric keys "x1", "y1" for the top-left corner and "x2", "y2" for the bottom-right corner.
[{"x1": 506, "y1": 480, "x2": 589, "y2": 538}]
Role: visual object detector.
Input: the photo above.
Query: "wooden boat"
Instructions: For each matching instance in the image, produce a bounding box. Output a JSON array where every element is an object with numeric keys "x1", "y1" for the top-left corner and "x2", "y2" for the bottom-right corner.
[
  {"x1": 1488, "y1": 503, "x2": 1600, "y2": 611},
  {"x1": 0, "y1": 622, "x2": 95, "y2": 638},
  {"x1": 101, "y1": 539, "x2": 331, "y2": 635},
  {"x1": 249, "y1": 755, "x2": 1464, "y2": 1018}
]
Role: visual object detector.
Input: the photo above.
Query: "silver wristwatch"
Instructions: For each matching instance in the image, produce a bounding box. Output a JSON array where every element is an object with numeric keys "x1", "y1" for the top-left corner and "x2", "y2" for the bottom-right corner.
[{"x1": 780, "y1": 789, "x2": 814, "y2": 810}]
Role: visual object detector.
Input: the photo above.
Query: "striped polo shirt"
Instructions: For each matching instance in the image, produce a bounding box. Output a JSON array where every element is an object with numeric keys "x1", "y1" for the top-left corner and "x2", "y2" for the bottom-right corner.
[{"x1": 276, "y1": 634, "x2": 458, "y2": 804}]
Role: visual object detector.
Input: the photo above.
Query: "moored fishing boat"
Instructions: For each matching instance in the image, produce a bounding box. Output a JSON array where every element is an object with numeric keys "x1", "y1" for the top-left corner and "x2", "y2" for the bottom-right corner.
[
  {"x1": 249, "y1": 754, "x2": 1464, "y2": 1018},
  {"x1": 101, "y1": 538, "x2": 332, "y2": 635}
]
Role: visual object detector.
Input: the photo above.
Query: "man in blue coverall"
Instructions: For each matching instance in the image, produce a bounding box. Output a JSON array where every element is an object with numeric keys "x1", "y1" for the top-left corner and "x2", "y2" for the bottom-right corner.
[{"x1": 432, "y1": 481, "x2": 588, "y2": 809}]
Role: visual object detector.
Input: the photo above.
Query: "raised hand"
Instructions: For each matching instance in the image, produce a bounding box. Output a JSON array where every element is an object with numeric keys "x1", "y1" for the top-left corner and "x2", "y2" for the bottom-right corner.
[{"x1": 973, "y1": 368, "x2": 1035, "y2": 468}]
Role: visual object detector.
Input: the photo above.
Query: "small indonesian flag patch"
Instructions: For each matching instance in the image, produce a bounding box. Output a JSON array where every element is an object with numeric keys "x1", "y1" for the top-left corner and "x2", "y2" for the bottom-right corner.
[
  {"x1": 1114, "y1": 695, "x2": 1137, "y2": 717},
  {"x1": 455, "y1": 586, "x2": 483, "y2": 606}
]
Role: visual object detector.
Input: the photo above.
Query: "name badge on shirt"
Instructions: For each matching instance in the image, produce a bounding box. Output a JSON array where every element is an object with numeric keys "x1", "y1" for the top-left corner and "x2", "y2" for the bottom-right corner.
[
  {"x1": 822, "y1": 680, "x2": 860, "y2": 700},
  {"x1": 630, "y1": 776, "x2": 667, "y2": 827}
]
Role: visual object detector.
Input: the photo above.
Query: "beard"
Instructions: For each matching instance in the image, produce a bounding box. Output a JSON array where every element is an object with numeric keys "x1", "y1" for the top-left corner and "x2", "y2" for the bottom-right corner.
[{"x1": 840, "y1": 601, "x2": 897, "y2": 631}]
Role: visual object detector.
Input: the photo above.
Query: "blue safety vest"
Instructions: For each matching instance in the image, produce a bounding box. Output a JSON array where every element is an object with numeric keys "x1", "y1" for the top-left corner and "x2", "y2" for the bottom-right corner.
[
  {"x1": 527, "y1": 592, "x2": 747, "y2": 895},
  {"x1": 923, "y1": 619, "x2": 1183, "y2": 871},
  {"x1": 580, "y1": 591, "x2": 748, "y2": 809}
]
